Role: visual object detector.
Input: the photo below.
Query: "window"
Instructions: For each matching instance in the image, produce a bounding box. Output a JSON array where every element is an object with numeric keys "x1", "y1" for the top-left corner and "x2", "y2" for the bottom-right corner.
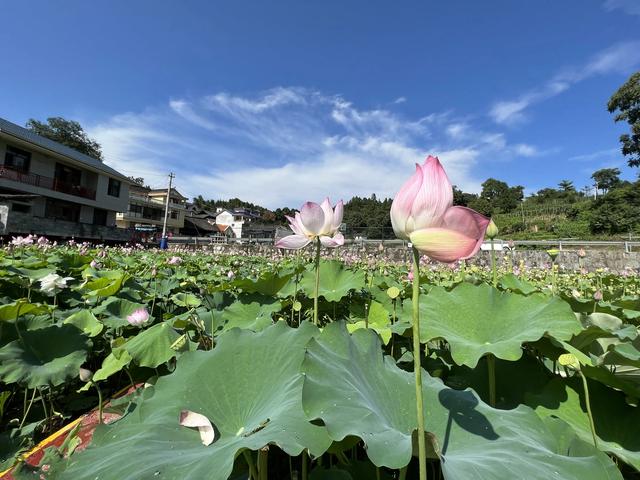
[
  {"x1": 11, "y1": 203, "x2": 31, "y2": 214},
  {"x1": 45, "y1": 198, "x2": 80, "y2": 222},
  {"x1": 5, "y1": 146, "x2": 31, "y2": 173},
  {"x1": 170, "y1": 211, "x2": 178, "y2": 219},
  {"x1": 93, "y1": 208, "x2": 108, "y2": 226},
  {"x1": 108, "y1": 178, "x2": 121, "y2": 197}
]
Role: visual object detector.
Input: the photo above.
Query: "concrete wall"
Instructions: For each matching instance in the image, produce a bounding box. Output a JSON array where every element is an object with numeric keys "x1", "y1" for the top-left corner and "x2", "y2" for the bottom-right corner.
[
  {"x1": 2, "y1": 210, "x2": 130, "y2": 242},
  {"x1": 168, "y1": 241, "x2": 639, "y2": 273}
]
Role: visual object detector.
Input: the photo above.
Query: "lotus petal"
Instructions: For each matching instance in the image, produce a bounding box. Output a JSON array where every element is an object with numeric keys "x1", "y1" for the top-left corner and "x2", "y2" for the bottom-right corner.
[
  {"x1": 320, "y1": 233, "x2": 345, "y2": 248},
  {"x1": 285, "y1": 215, "x2": 305, "y2": 236},
  {"x1": 299, "y1": 202, "x2": 325, "y2": 236},
  {"x1": 179, "y1": 410, "x2": 215, "y2": 446},
  {"x1": 390, "y1": 163, "x2": 423, "y2": 240},
  {"x1": 275, "y1": 234, "x2": 311, "y2": 250},
  {"x1": 319, "y1": 198, "x2": 335, "y2": 235},
  {"x1": 332, "y1": 200, "x2": 344, "y2": 231},
  {"x1": 410, "y1": 156, "x2": 453, "y2": 231}
]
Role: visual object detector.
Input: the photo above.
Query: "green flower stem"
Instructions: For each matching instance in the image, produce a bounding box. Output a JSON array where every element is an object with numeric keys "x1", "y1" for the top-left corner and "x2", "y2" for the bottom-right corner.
[
  {"x1": 399, "y1": 465, "x2": 408, "y2": 480},
  {"x1": 487, "y1": 354, "x2": 497, "y2": 407},
  {"x1": 490, "y1": 239, "x2": 497, "y2": 287},
  {"x1": 313, "y1": 238, "x2": 321, "y2": 326},
  {"x1": 301, "y1": 450, "x2": 308, "y2": 480},
  {"x1": 19, "y1": 388, "x2": 37, "y2": 429},
  {"x1": 90, "y1": 380, "x2": 104, "y2": 424},
  {"x1": 242, "y1": 450, "x2": 258, "y2": 480},
  {"x1": 411, "y1": 247, "x2": 427, "y2": 480},
  {"x1": 579, "y1": 370, "x2": 599, "y2": 449},
  {"x1": 258, "y1": 449, "x2": 268, "y2": 480}
]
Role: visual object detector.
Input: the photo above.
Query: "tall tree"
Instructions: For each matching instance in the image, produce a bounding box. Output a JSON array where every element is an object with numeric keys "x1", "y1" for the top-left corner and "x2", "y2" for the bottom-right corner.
[
  {"x1": 608, "y1": 71, "x2": 640, "y2": 167},
  {"x1": 25, "y1": 117, "x2": 103, "y2": 160},
  {"x1": 591, "y1": 168, "x2": 621, "y2": 193},
  {"x1": 558, "y1": 180, "x2": 575, "y2": 192},
  {"x1": 477, "y1": 178, "x2": 524, "y2": 214}
]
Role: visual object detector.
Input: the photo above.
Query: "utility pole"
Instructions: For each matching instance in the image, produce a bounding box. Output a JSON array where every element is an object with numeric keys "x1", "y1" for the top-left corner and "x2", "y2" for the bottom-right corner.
[{"x1": 161, "y1": 173, "x2": 175, "y2": 246}]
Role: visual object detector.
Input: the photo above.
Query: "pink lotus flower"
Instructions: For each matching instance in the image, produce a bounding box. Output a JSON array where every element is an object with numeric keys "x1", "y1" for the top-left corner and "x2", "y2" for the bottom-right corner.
[
  {"x1": 167, "y1": 256, "x2": 182, "y2": 265},
  {"x1": 276, "y1": 198, "x2": 344, "y2": 249},
  {"x1": 127, "y1": 308, "x2": 149, "y2": 326},
  {"x1": 391, "y1": 156, "x2": 490, "y2": 263}
]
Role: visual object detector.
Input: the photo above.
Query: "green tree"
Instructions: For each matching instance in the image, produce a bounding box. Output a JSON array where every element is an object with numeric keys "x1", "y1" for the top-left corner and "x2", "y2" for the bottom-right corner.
[
  {"x1": 588, "y1": 180, "x2": 640, "y2": 234},
  {"x1": 558, "y1": 180, "x2": 575, "y2": 192},
  {"x1": 25, "y1": 117, "x2": 103, "y2": 160},
  {"x1": 478, "y1": 178, "x2": 524, "y2": 214},
  {"x1": 608, "y1": 71, "x2": 640, "y2": 167},
  {"x1": 452, "y1": 186, "x2": 478, "y2": 207},
  {"x1": 591, "y1": 168, "x2": 621, "y2": 193}
]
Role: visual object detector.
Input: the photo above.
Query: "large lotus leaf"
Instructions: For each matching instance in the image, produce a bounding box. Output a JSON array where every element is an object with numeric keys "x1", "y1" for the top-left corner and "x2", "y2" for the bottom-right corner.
[
  {"x1": 0, "y1": 301, "x2": 45, "y2": 321},
  {"x1": 91, "y1": 348, "x2": 133, "y2": 383},
  {"x1": 232, "y1": 271, "x2": 293, "y2": 296},
  {"x1": 525, "y1": 377, "x2": 640, "y2": 471},
  {"x1": 347, "y1": 301, "x2": 392, "y2": 345},
  {"x1": 0, "y1": 324, "x2": 90, "y2": 387},
  {"x1": 83, "y1": 271, "x2": 126, "y2": 297},
  {"x1": 220, "y1": 294, "x2": 280, "y2": 333},
  {"x1": 58, "y1": 321, "x2": 331, "y2": 480},
  {"x1": 499, "y1": 273, "x2": 538, "y2": 295},
  {"x1": 419, "y1": 283, "x2": 581, "y2": 368},
  {"x1": 63, "y1": 310, "x2": 103, "y2": 337},
  {"x1": 92, "y1": 297, "x2": 150, "y2": 328},
  {"x1": 299, "y1": 260, "x2": 365, "y2": 302},
  {"x1": 118, "y1": 322, "x2": 181, "y2": 368},
  {"x1": 302, "y1": 322, "x2": 620, "y2": 478}
]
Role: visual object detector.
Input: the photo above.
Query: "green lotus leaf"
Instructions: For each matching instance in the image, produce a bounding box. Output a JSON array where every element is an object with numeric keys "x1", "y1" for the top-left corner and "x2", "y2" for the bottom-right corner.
[
  {"x1": 92, "y1": 297, "x2": 150, "y2": 328},
  {"x1": 118, "y1": 322, "x2": 181, "y2": 368},
  {"x1": 59, "y1": 322, "x2": 331, "y2": 480},
  {"x1": 0, "y1": 301, "x2": 44, "y2": 322},
  {"x1": 220, "y1": 294, "x2": 281, "y2": 333},
  {"x1": 300, "y1": 261, "x2": 365, "y2": 302},
  {"x1": 525, "y1": 377, "x2": 640, "y2": 471},
  {"x1": 419, "y1": 283, "x2": 581, "y2": 368},
  {"x1": 302, "y1": 322, "x2": 619, "y2": 478},
  {"x1": 171, "y1": 293, "x2": 202, "y2": 308},
  {"x1": 232, "y1": 271, "x2": 292, "y2": 296},
  {"x1": 63, "y1": 310, "x2": 103, "y2": 337},
  {"x1": 0, "y1": 324, "x2": 90, "y2": 388},
  {"x1": 499, "y1": 273, "x2": 538, "y2": 295},
  {"x1": 90, "y1": 348, "x2": 133, "y2": 383},
  {"x1": 347, "y1": 301, "x2": 392, "y2": 345}
]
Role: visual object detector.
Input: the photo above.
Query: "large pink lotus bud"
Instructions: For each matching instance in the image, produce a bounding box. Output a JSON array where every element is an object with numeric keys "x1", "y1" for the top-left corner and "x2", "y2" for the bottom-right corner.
[
  {"x1": 390, "y1": 156, "x2": 453, "y2": 240},
  {"x1": 391, "y1": 156, "x2": 490, "y2": 263}
]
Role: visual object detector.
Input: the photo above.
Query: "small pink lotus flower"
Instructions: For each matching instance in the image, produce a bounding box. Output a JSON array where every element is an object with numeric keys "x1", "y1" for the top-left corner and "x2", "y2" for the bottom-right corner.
[
  {"x1": 276, "y1": 198, "x2": 344, "y2": 249},
  {"x1": 90, "y1": 260, "x2": 99, "y2": 269},
  {"x1": 227, "y1": 270, "x2": 235, "y2": 279},
  {"x1": 577, "y1": 248, "x2": 586, "y2": 258},
  {"x1": 127, "y1": 308, "x2": 149, "y2": 326},
  {"x1": 167, "y1": 256, "x2": 182, "y2": 265},
  {"x1": 391, "y1": 156, "x2": 490, "y2": 263},
  {"x1": 593, "y1": 290, "x2": 603, "y2": 302}
]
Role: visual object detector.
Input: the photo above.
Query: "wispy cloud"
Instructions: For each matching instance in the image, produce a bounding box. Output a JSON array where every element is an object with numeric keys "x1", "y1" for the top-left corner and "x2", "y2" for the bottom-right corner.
[
  {"x1": 489, "y1": 41, "x2": 640, "y2": 125},
  {"x1": 568, "y1": 147, "x2": 620, "y2": 162},
  {"x1": 604, "y1": 0, "x2": 640, "y2": 16},
  {"x1": 89, "y1": 87, "x2": 537, "y2": 208}
]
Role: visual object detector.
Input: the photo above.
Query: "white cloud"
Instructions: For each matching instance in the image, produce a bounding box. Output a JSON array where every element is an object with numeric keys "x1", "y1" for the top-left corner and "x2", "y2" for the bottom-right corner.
[
  {"x1": 489, "y1": 41, "x2": 640, "y2": 125},
  {"x1": 604, "y1": 0, "x2": 640, "y2": 16},
  {"x1": 568, "y1": 147, "x2": 620, "y2": 162},
  {"x1": 393, "y1": 96, "x2": 407, "y2": 104},
  {"x1": 89, "y1": 87, "x2": 532, "y2": 207}
]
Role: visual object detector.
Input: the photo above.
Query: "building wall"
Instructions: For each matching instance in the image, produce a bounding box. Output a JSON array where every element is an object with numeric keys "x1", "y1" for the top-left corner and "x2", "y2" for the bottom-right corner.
[{"x1": 0, "y1": 137, "x2": 129, "y2": 218}]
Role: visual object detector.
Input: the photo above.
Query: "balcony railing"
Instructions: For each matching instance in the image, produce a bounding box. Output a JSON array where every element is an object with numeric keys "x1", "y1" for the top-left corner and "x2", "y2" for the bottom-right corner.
[{"x1": 0, "y1": 165, "x2": 96, "y2": 200}]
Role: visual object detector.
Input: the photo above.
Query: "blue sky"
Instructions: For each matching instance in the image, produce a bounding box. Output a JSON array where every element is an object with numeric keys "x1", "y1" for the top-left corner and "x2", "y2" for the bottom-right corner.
[{"x1": 1, "y1": 0, "x2": 639, "y2": 208}]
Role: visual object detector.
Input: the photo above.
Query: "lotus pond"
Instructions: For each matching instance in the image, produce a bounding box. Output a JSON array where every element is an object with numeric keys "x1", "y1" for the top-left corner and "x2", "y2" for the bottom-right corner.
[{"x1": 0, "y1": 242, "x2": 639, "y2": 479}]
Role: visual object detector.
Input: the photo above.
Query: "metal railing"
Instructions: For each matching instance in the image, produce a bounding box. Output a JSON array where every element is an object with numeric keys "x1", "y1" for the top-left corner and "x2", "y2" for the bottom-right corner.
[{"x1": 0, "y1": 165, "x2": 96, "y2": 200}]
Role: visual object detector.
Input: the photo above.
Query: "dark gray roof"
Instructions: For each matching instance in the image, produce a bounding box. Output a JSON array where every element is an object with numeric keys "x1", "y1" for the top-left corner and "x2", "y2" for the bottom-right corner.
[{"x1": 0, "y1": 117, "x2": 131, "y2": 183}]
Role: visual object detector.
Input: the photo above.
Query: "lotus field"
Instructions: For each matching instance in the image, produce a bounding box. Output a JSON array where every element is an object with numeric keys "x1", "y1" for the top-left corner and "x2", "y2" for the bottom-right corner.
[{"x1": 1, "y1": 158, "x2": 640, "y2": 480}]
